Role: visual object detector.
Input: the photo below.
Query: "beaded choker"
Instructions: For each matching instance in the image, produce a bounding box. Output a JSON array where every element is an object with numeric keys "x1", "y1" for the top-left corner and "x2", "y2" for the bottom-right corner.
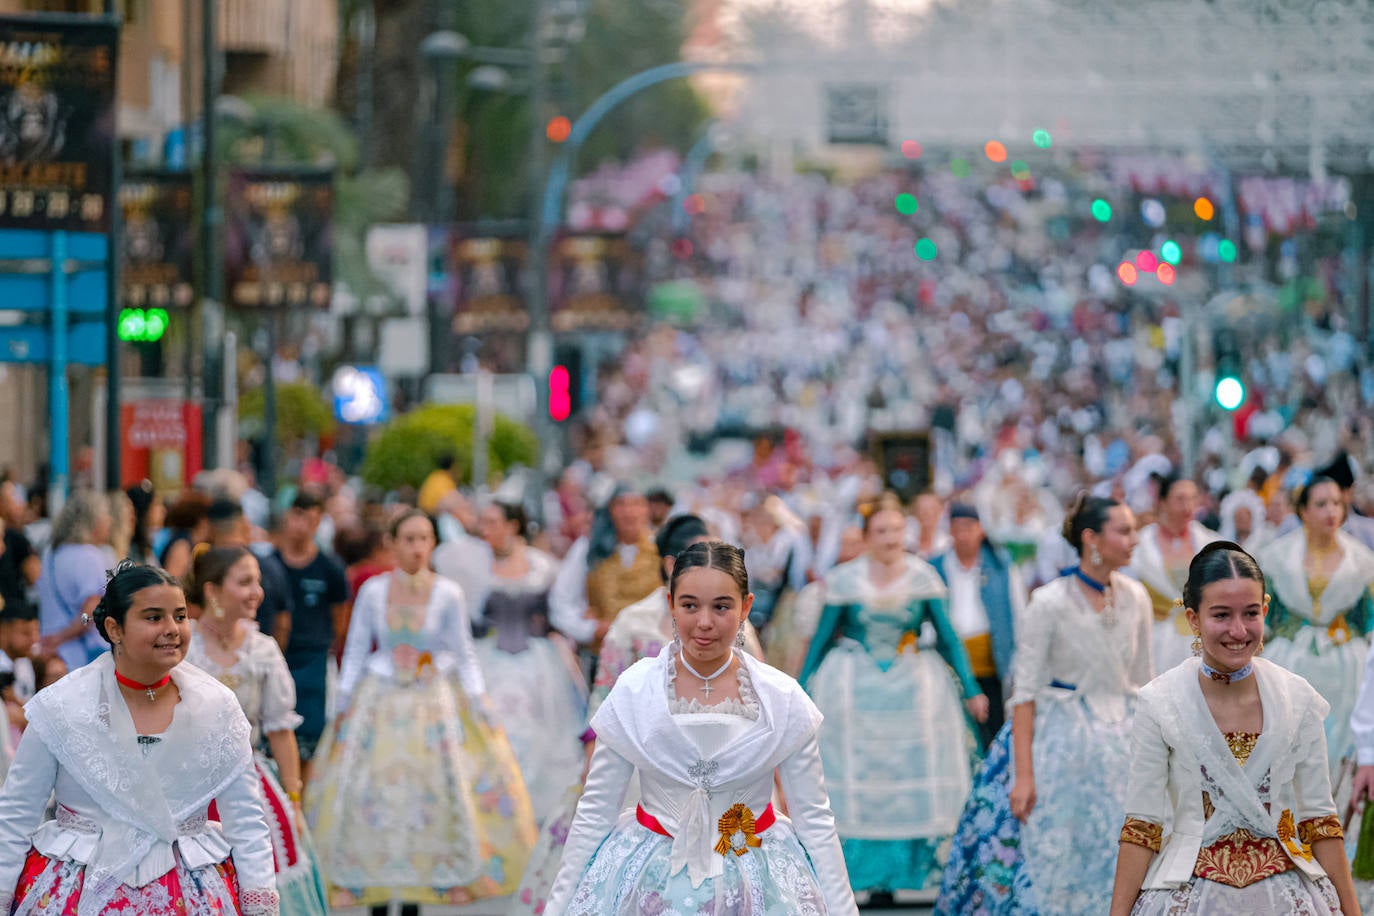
[
  {"x1": 1200, "y1": 660, "x2": 1254, "y2": 684},
  {"x1": 115, "y1": 670, "x2": 173, "y2": 701},
  {"x1": 1073, "y1": 566, "x2": 1109, "y2": 593}
]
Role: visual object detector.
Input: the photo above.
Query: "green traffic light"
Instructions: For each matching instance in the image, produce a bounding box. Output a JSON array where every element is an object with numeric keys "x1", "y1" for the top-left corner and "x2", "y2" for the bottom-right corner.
[
  {"x1": 117, "y1": 308, "x2": 169, "y2": 343},
  {"x1": 894, "y1": 193, "x2": 919, "y2": 215},
  {"x1": 1161, "y1": 240, "x2": 1182, "y2": 265},
  {"x1": 1091, "y1": 199, "x2": 1112, "y2": 222},
  {"x1": 1032, "y1": 129, "x2": 1052, "y2": 149},
  {"x1": 1215, "y1": 376, "x2": 1245, "y2": 410},
  {"x1": 1218, "y1": 240, "x2": 1238, "y2": 263}
]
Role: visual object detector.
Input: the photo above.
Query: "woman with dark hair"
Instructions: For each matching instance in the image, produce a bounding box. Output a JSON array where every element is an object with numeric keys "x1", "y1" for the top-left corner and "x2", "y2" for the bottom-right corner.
[
  {"x1": 1127, "y1": 473, "x2": 1220, "y2": 673},
  {"x1": 184, "y1": 547, "x2": 328, "y2": 916},
  {"x1": 0, "y1": 561, "x2": 279, "y2": 915},
  {"x1": 545, "y1": 541, "x2": 857, "y2": 914},
  {"x1": 800, "y1": 493, "x2": 986, "y2": 900},
  {"x1": 1258, "y1": 476, "x2": 1374, "y2": 778},
  {"x1": 124, "y1": 480, "x2": 165, "y2": 566},
  {"x1": 158, "y1": 492, "x2": 212, "y2": 580},
  {"x1": 307, "y1": 509, "x2": 535, "y2": 910},
  {"x1": 939, "y1": 493, "x2": 1153, "y2": 915},
  {"x1": 1111, "y1": 542, "x2": 1356, "y2": 915},
  {"x1": 471, "y1": 501, "x2": 583, "y2": 820}
]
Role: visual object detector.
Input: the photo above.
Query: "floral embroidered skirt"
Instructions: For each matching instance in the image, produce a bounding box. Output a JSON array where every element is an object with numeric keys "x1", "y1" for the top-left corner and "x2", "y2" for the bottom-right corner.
[
  {"x1": 509, "y1": 783, "x2": 581, "y2": 916},
  {"x1": 473, "y1": 636, "x2": 587, "y2": 821},
  {"x1": 308, "y1": 672, "x2": 534, "y2": 906},
  {"x1": 937, "y1": 696, "x2": 1134, "y2": 916},
  {"x1": 12, "y1": 847, "x2": 240, "y2": 916},
  {"x1": 562, "y1": 813, "x2": 829, "y2": 915},
  {"x1": 808, "y1": 640, "x2": 975, "y2": 892},
  {"x1": 1131, "y1": 872, "x2": 1340, "y2": 915}
]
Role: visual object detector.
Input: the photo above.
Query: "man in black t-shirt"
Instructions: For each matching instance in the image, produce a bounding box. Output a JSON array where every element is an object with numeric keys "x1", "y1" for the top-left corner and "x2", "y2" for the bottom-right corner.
[
  {"x1": 273, "y1": 492, "x2": 347, "y2": 774},
  {"x1": 206, "y1": 498, "x2": 296, "y2": 642},
  {"x1": 0, "y1": 482, "x2": 39, "y2": 621}
]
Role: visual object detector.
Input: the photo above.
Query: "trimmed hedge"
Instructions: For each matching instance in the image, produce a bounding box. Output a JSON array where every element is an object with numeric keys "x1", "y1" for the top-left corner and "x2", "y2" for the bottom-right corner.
[{"x1": 360, "y1": 404, "x2": 538, "y2": 491}]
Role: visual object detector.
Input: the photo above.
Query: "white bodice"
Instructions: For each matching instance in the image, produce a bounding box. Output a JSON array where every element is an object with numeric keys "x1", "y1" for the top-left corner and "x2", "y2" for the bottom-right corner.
[{"x1": 185, "y1": 625, "x2": 303, "y2": 746}]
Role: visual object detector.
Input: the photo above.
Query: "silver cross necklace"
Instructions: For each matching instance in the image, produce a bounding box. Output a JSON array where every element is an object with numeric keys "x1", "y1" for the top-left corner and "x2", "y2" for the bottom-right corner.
[{"x1": 679, "y1": 651, "x2": 734, "y2": 698}]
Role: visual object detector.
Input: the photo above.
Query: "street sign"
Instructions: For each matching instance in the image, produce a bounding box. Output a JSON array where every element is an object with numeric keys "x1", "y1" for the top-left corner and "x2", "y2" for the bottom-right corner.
[
  {"x1": 332, "y1": 365, "x2": 389, "y2": 425},
  {"x1": 0, "y1": 321, "x2": 105, "y2": 364},
  {"x1": 0, "y1": 229, "x2": 107, "y2": 314}
]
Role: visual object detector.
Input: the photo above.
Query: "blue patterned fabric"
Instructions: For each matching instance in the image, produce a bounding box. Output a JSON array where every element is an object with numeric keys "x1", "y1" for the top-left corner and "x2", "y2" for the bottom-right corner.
[{"x1": 935, "y1": 723, "x2": 1036, "y2": 916}]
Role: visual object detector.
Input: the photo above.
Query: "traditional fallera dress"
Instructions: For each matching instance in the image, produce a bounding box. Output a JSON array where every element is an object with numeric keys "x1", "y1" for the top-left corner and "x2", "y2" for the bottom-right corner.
[
  {"x1": 185, "y1": 624, "x2": 328, "y2": 916},
  {"x1": 544, "y1": 646, "x2": 858, "y2": 915},
  {"x1": 0, "y1": 653, "x2": 280, "y2": 916},
  {"x1": 1122, "y1": 657, "x2": 1343, "y2": 915},
  {"x1": 1259, "y1": 527, "x2": 1374, "y2": 779},
  {"x1": 1126, "y1": 521, "x2": 1221, "y2": 674},
  {"x1": 799, "y1": 554, "x2": 981, "y2": 894},
  {"x1": 508, "y1": 587, "x2": 764, "y2": 916},
  {"x1": 937, "y1": 572, "x2": 1153, "y2": 916},
  {"x1": 307, "y1": 574, "x2": 536, "y2": 907},
  {"x1": 472, "y1": 549, "x2": 587, "y2": 820}
]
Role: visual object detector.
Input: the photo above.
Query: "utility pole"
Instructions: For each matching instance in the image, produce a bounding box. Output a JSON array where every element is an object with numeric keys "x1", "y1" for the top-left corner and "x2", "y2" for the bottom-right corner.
[
  {"x1": 103, "y1": 0, "x2": 122, "y2": 489},
  {"x1": 200, "y1": 0, "x2": 224, "y2": 469},
  {"x1": 525, "y1": 0, "x2": 555, "y2": 477}
]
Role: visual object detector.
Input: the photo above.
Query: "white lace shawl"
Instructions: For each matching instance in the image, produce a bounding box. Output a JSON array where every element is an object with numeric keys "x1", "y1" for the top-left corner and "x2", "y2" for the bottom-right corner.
[
  {"x1": 23, "y1": 653, "x2": 256, "y2": 916},
  {"x1": 1127, "y1": 522, "x2": 1222, "y2": 603},
  {"x1": 1259, "y1": 527, "x2": 1374, "y2": 624}
]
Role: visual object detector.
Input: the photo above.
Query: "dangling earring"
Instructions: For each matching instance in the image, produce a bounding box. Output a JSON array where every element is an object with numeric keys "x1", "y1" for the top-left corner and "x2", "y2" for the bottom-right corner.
[
  {"x1": 1255, "y1": 638, "x2": 1263, "y2": 656},
  {"x1": 671, "y1": 619, "x2": 682, "y2": 652},
  {"x1": 1088, "y1": 543, "x2": 1103, "y2": 568},
  {"x1": 211, "y1": 598, "x2": 225, "y2": 620},
  {"x1": 1191, "y1": 632, "x2": 1202, "y2": 656},
  {"x1": 735, "y1": 625, "x2": 747, "y2": 649}
]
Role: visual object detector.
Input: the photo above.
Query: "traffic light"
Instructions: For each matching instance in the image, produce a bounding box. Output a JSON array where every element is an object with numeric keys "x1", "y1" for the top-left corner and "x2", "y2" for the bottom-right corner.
[
  {"x1": 1213, "y1": 328, "x2": 1245, "y2": 410},
  {"x1": 548, "y1": 344, "x2": 582, "y2": 422},
  {"x1": 117, "y1": 308, "x2": 169, "y2": 343}
]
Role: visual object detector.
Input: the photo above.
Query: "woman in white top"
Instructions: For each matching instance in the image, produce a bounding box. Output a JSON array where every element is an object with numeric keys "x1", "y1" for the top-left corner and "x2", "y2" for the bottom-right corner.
[
  {"x1": 0, "y1": 561, "x2": 278, "y2": 916},
  {"x1": 1259, "y1": 476, "x2": 1374, "y2": 779},
  {"x1": 185, "y1": 546, "x2": 328, "y2": 916},
  {"x1": 939, "y1": 493, "x2": 1153, "y2": 915},
  {"x1": 307, "y1": 510, "x2": 535, "y2": 910},
  {"x1": 1111, "y1": 541, "x2": 1357, "y2": 915},
  {"x1": 545, "y1": 541, "x2": 858, "y2": 915},
  {"x1": 1127, "y1": 474, "x2": 1220, "y2": 673}
]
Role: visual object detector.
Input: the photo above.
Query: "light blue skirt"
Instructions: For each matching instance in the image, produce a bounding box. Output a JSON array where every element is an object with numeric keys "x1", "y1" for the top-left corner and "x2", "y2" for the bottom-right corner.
[{"x1": 562, "y1": 813, "x2": 829, "y2": 915}]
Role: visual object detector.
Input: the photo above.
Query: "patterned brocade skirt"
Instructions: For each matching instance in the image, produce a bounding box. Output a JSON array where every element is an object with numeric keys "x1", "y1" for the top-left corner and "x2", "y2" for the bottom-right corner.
[
  {"x1": 307, "y1": 673, "x2": 536, "y2": 906},
  {"x1": 1131, "y1": 872, "x2": 1340, "y2": 915},
  {"x1": 12, "y1": 847, "x2": 241, "y2": 916},
  {"x1": 562, "y1": 812, "x2": 830, "y2": 915}
]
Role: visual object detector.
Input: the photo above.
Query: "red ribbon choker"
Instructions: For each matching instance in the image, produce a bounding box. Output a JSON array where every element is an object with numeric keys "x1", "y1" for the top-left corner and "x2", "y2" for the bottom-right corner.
[{"x1": 114, "y1": 670, "x2": 173, "y2": 699}]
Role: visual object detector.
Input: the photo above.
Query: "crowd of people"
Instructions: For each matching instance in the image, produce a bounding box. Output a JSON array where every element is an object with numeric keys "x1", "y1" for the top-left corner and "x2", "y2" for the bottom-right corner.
[{"x1": 0, "y1": 431, "x2": 1365, "y2": 913}]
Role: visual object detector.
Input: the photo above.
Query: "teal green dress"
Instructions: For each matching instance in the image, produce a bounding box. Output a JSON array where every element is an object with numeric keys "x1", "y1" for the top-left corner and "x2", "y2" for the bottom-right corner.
[{"x1": 799, "y1": 555, "x2": 982, "y2": 893}]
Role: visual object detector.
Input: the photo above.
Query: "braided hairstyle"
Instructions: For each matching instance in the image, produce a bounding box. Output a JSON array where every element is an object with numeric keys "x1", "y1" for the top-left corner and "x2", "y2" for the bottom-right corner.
[{"x1": 94, "y1": 560, "x2": 182, "y2": 646}]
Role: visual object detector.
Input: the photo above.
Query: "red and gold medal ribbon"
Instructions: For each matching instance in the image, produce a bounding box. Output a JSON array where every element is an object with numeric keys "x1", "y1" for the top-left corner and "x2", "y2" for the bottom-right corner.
[
  {"x1": 1277, "y1": 809, "x2": 1315, "y2": 862},
  {"x1": 715, "y1": 804, "x2": 763, "y2": 857}
]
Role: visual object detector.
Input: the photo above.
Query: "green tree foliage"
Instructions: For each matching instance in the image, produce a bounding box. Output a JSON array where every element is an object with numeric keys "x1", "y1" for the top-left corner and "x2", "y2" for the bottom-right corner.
[
  {"x1": 238, "y1": 381, "x2": 336, "y2": 445},
  {"x1": 446, "y1": 0, "x2": 710, "y2": 219},
  {"x1": 361, "y1": 404, "x2": 539, "y2": 491}
]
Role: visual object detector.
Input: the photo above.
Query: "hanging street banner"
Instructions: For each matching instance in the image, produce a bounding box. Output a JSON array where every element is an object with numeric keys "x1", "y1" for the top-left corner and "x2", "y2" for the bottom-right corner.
[
  {"x1": 119, "y1": 171, "x2": 194, "y2": 310},
  {"x1": 0, "y1": 14, "x2": 119, "y2": 232},
  {"x1": 550, "y1": 233, "x2": 643, "y2": 332},
  {"x1": 224, "y1": 168, "x2": 333, "y2": 309}
]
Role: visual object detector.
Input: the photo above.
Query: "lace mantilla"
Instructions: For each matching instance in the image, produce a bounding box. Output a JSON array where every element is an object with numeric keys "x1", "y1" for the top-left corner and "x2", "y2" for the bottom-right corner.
[
  {"x1": 239, "y1": 886, "x2": 281, "y2": 916},
  {"x1": 664, "y1": 646, "x2": 760, "y2": 720}
]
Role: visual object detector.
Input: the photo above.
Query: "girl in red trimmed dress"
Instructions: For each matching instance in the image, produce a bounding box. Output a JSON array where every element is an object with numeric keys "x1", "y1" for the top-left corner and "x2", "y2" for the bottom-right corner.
[
  {"x1": 185, "y1": 547, "x2": 328, "y2": 916},
  {"x1": 0, "y1": 561, "x2": 278, "y2": 916}
]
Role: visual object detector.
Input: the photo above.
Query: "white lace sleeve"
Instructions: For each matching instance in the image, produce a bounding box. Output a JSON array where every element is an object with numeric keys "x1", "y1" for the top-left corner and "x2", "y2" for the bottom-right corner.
[
  {"x1": 215, "y1": 755, "x2": 278, "y2": 909},
  {"x1": 257, "y1": 636, "x2": 304, "y2": 736},
  {"x1": 337, "y1": 579, "x2": 382, "y2": 711},
  {"x1": 0, "y1": 729, "x2": 59, "y2": 907}
]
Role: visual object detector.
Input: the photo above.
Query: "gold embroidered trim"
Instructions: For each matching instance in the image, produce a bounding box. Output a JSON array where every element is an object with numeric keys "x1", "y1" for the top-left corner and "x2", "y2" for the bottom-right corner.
[
  {"x1": 1297, "y1": 814, "x2": 1344, "y2": 845},
  {"x1": 1224, "y1": 731, "x2": 1260, "y2": 767},
  {"x1": 1120, "y1": 817, "x2": 1163, "y2": 852},
  {"x1": 1193, "y1": 828, "x2": 1293, "y2": 888}
]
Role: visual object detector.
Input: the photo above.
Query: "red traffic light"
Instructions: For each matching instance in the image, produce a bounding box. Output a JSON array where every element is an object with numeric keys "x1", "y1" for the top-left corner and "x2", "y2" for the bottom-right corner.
[{"x1": 549, "y1": 365, "x2": 572, "y2": 422}]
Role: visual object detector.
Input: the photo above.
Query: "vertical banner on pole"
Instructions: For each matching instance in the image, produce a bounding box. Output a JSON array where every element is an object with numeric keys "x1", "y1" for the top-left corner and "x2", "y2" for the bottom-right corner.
[{"x1": 224, "y1": 168, "x2": 334, "y2": 310}]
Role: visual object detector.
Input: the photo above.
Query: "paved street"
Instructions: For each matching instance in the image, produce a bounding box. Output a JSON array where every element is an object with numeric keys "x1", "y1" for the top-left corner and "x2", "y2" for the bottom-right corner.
[{"x1": 337, "y1": 891, "x2": 938, "y2": 914}]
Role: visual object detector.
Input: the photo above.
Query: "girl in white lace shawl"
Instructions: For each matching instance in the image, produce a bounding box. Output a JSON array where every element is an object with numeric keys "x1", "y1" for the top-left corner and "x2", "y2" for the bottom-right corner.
[
  {"x1": 545, "y1": 541, "x2": 857, "y2": 915},
  {"x1": 0, "y1": 562, "x2": 278, "y2": 916}
]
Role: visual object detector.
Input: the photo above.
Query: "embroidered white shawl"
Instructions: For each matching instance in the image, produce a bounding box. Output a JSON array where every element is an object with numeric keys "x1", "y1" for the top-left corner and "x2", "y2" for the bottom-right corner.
[
  {"x1": 1128, "y1": 522, "x2": 1221, "y2": 604},
  {"x1": 24, "y1": 653, "x2": 254, "y2": 916},
  {"x1": 1260, "y1": 528, "x2": 1374, "y2": 624},
  {"x1": 590, "y1": 648, "x2": 822, "y2": 886}
]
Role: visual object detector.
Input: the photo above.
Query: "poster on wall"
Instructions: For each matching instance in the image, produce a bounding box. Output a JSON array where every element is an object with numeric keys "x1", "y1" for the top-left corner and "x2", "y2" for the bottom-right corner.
[
  {"x1": 0, "y1": 14, "x2": 119, "y2": 232},
  {"x1": 224, "y1": 168, "x2": 333, "y2": 309},
  {"x1": 119, "y1": 171, "x2": 194, "y2": 309}
]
